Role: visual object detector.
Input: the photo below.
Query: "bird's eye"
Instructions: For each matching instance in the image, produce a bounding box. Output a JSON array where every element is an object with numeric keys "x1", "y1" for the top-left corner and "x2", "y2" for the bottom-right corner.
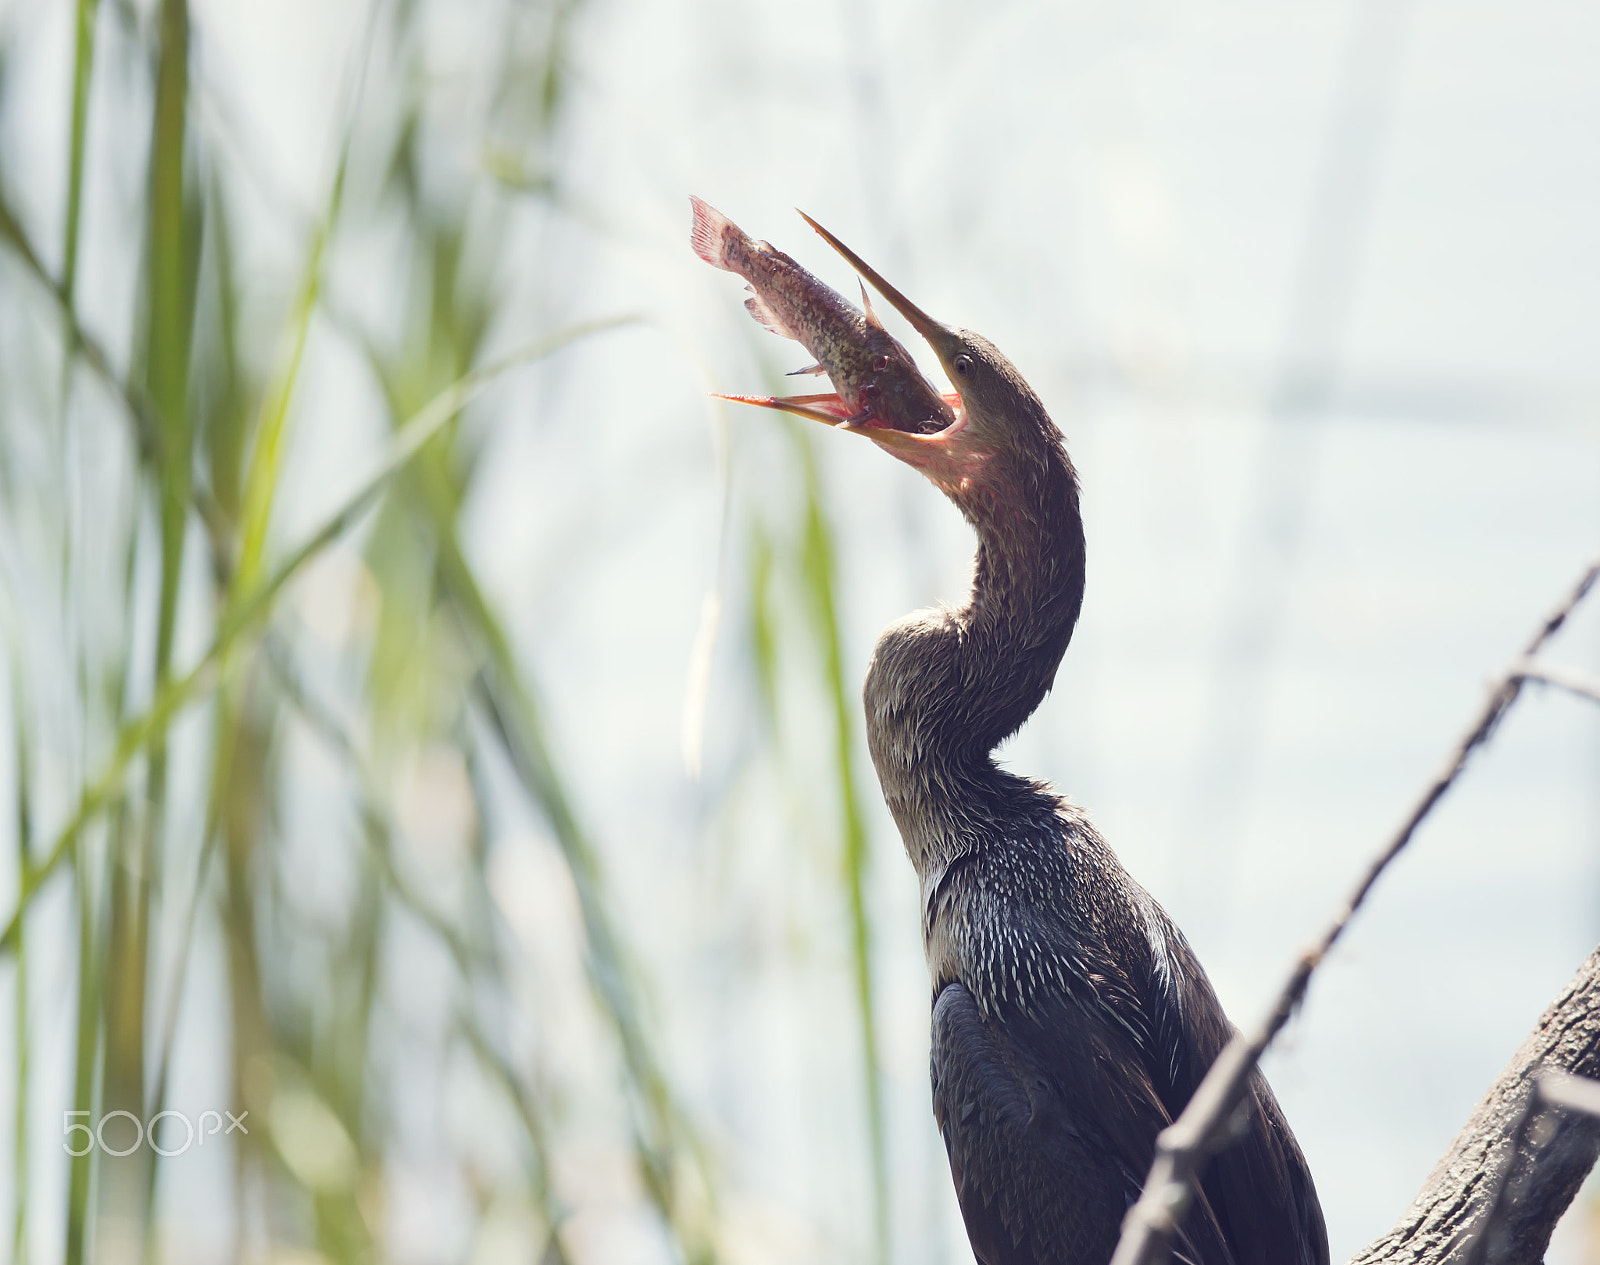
[{"x1": 954, "y1": 354, "x2": 974, "y2": 377}]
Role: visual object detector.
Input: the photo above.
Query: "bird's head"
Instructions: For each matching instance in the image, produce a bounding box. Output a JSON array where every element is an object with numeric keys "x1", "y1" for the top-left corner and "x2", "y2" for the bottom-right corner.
[{"x1": 794, "y1": 213, "x2": 1061, "y2": 512}]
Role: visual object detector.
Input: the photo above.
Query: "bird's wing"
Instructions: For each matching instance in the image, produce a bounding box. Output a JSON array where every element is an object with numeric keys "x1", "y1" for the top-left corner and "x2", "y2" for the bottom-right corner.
[
  {"x1": 1209, "y1": 1081, "x2": 1329, "y2": 1265},
  {"x1": 931, "y1": 980, "x2": 1236, "y2": 1265},
  {"x1": 1137, "y1": 907, "x2": 1329, "y2": 1265}
]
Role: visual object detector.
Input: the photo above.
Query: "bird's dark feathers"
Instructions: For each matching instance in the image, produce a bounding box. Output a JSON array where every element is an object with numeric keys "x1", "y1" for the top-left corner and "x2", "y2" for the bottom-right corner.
[
  {"x1": 931, "y1": 978, "x2": 1232, "y2": 1265},
  {"x1": 922, "y1": 796, "x2": 1327, "y2": 1265},
  {"x1": 861, "y1": 326, "x2": 1328, "y2": 1265}
]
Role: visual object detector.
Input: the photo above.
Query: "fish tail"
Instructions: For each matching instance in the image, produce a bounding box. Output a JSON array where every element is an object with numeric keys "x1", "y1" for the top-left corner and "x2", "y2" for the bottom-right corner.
[
  {"x1": 689, "y1": 196, "x2": 738, "y2": 270},
  {"x1": 692, "y1": 196, "x2": 798, "y2": 341}
]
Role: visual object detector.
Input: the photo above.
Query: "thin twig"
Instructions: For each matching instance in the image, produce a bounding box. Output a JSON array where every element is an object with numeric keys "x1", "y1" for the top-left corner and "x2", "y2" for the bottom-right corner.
[
  {"x1": 1111, "y1": 555, "x2": 1600, "y2": 1265},
  {"x1": 1510, "y1": 658, "x2": 1600, "y2": 709}
]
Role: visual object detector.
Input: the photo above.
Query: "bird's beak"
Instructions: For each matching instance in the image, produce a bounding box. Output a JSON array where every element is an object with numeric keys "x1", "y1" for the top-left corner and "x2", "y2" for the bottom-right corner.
[
  {"x1": 712, "y1": 392, "x2": 862, "y2": 427},
  {"x1": 797, "y1": 211, "x2": 966, "y2": 378},
  {"x1": 714, "y1": 391, "x2": 964, "y2": 465}
]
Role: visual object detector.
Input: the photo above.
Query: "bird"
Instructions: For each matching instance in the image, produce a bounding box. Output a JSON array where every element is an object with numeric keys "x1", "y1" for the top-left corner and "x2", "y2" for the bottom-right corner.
[{"x1": 771, "y1": 216, "x2": 1331, "y2": 1265}]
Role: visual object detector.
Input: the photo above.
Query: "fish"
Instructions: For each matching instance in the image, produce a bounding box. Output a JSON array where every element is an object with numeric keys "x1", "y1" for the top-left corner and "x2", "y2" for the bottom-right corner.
[{"x1": 690, "y1": 196, "x2": 955, "y2": 435}]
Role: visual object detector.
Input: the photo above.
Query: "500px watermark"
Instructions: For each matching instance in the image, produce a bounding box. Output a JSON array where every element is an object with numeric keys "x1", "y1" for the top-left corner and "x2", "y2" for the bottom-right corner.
[{"x1": 62, "y1": 1109, "x2": 249, "y2": 1157}]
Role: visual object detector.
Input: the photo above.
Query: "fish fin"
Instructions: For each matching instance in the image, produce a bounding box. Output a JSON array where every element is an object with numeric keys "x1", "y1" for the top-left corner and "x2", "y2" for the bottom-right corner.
[
  {"x1": 787, "y1": 363, "x2": 827, "y2": 376},
  {"x1": 689, "y1": 196, "x2": 737, "y2": 270},
  {"x1": 744, "y1": 289, "x2": 797, "y2": 340},
  {"x1": 859, "y1": 281, "x2": 885, "y2": 329}
]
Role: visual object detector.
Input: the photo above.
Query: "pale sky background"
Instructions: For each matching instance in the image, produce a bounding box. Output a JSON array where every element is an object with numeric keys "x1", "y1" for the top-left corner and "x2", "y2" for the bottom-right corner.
[{"x1": 4, "y1": 0, "x2": 1600, "y2": 1262}]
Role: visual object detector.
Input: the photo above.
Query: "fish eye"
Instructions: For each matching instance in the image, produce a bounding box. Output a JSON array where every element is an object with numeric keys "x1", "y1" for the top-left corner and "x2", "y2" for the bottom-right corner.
[
  {"x1": 953, "y1": 354, "x2": 974, "y2": 377},
  {"x1": 872, "y1": 355, "x2": 890, "y2": 372}
]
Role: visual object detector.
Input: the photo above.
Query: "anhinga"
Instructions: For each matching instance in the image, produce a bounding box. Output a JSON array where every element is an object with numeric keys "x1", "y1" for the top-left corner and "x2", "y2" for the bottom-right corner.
[{"x1": 703, "y1": 205, "x2": 1329, "y2": 1265}]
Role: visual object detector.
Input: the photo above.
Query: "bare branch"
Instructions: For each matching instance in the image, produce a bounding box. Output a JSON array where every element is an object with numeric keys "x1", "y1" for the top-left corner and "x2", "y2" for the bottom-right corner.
[
  {"x1": 1351, "y1": 953, "x2": 1600, "y2": 1265},
  {"x1": 1461, "y1": 1070, "x2": 1600, "y2": 1265},
  {"x1": 1111, "y1": 556, "x2": 1600, "y2": 1265}
]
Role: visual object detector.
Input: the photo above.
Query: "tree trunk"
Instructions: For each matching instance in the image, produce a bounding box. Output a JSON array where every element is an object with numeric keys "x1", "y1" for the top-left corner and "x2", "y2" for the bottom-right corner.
[{"x1": 1351, "y1": 945, "x2": 1600, "y2": 1265}]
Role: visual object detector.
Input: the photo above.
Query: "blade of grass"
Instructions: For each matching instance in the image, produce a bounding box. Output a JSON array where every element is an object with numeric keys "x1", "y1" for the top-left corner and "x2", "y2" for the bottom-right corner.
[
  {"x1": 56, "y1": 8, "x2": 103, "y2": 1256},
  {"x1": 218, "y1": 713, "x2": 268, "y2": 1265},
  {"x1": 458, "y1": 1024, "x2": 573, "y2": 1265},
  {"x1": 63, "y1": 847, "x2": 101, "y2": 1265},
  {"x1": 103, "y1": 4, "x2": 196, "y2": 1234},
  {"x1": 0, "y1": 178, "x2": 160, "y2": 466},
  {"x1": 0, "y1": 319, "x2": 636, "y2": 955},
  {"x1": 359, "y1": 356, "x2": 718, "y2": 1260},
  {"x1": 141, "y1": 721, "x2": 225, "y2": 1149},
  {"x1": 788, "y1": 418, "x2": 889, "y2": 1265},
  {"x1": 233, "y1": 225, "x2": 325, "y2": 590},
  {"x1": 141, "y1": 165, "x2": 254, "y2": 1213},
  {"x1": 474, "y1": 675, "x2": 718, "y2": 1262},
  {"x1": 60, "y1": 0, "x2": 101, "y2": 320},
  {"x1": 10, "y1": 672, "x2": 31, "y2": 1265},
  {"x1": 746, "y1": 525, "x2": 780, "y2": 723},
  {"x1": 261, "y1": 635, "x2": 571, "y2": 1255},
  {"x1": 145, "y1": 0, "x2": 194, "y2": 671},
  {"x1": 141, "y1": 19, "x2": 371, "y2": 1219},
  {"x1": 369, "y1": 378, "x2": 720, "y2": 1256},
  {"x1": 0, "y1": 171, "x2": 237, "y2": 554},
  {"x1": 234, "y1": 0, "x2": 374, "y2": 594},
  {"x1": 199, "y1": 172, "x2": 246, "y2": 521}
]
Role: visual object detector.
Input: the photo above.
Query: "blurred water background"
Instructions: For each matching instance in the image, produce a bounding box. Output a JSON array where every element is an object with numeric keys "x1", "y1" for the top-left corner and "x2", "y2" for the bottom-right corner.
[{"x1": 2, "y1": 0, "x2": 1599, "y2": 1262}]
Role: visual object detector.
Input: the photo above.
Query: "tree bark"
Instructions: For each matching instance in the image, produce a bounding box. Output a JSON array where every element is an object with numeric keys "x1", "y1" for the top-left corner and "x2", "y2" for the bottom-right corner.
[{"x1": 1351, "y1": 945, "x2": 1600, "y2": 1265}]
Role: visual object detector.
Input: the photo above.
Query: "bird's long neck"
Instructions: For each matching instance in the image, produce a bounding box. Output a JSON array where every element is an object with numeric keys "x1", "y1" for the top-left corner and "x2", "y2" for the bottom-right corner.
[{"x1": 864, "y1": 438, "x2": 1085, "y2": 878}]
